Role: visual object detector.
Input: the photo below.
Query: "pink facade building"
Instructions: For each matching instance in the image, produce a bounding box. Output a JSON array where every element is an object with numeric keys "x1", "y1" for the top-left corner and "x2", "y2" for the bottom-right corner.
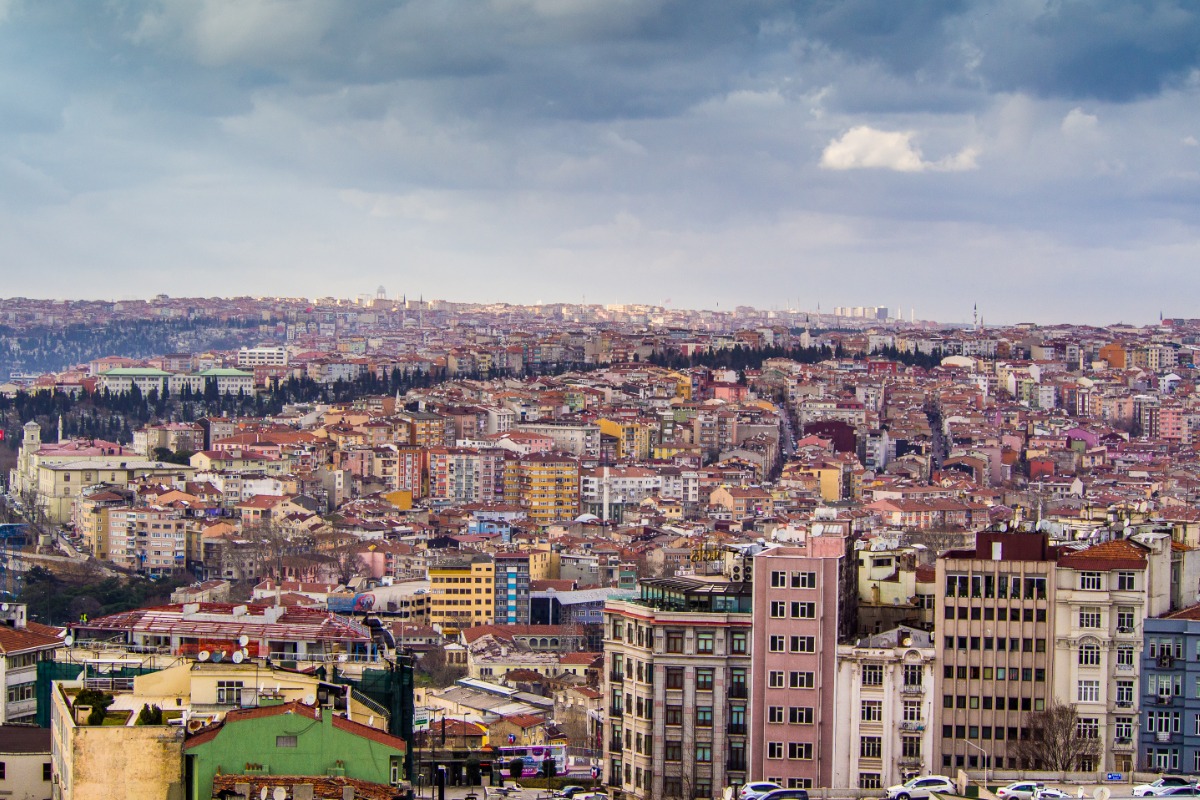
[{"x1": 750, "y1": 535, "x2": 857, "y2": 789}]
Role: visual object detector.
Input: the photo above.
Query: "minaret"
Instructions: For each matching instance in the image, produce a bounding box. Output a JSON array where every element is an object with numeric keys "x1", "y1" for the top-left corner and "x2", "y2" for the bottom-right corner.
[{"x1": 57, "y1": 416, "x2": 63, "y2": 443}]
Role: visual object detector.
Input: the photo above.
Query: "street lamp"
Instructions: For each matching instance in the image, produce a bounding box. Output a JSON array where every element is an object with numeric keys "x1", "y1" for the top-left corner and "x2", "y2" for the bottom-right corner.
[{"x1": 963, "y1": 740, "x2": 990, "y2": 787}]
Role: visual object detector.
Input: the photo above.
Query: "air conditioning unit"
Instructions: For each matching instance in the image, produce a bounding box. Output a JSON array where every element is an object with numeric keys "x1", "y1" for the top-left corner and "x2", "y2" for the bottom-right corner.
[{"x1": 730, "y1": 565, "x2": 744, "y2": 582}]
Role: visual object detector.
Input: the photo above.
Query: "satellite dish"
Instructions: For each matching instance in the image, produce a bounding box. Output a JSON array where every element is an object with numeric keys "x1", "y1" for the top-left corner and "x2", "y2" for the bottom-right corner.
[
  {"x1": 1094, "y1": 789, "x2": 1111, "y2": 800},
  {"x1": 232, "y1": 651, "x2": 245, "y2": 664},
  {"x1": 211, "y1": 651, "x2": 224, "y2": 663},
  {"x1": 64, "y1": 634, "x2": 75, "y2": 647},
  {"x1": 197, "y1": 650, "x2": 210, "y2": 662},
  {"x1": 338, "y1": 654, "x2": 348, "y2": 663},
  {"x1": 273, "y1": 788, "x2": 287, "y2": 800},
  {"x1": 242, "y1": 648, "x2": 250, "y2": 658},
  {"x1": 304, "y1": 694, "x2": 316, "y2": 705},
  {"x1": 238, "y1": 635, "x2": 250, "y2": 647},
  {"x1": 260, "y1": 788, "x2": 269, "y2": 800},
  {"x1": 902, "y1": 637, "x2": 913, "y2": 646},
  {"x1": 2, "y1": 603, "x2": 10, "y2": 611}
]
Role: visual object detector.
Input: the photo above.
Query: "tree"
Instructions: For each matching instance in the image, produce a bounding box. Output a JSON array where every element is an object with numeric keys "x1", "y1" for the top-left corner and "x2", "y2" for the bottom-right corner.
[
  {"x1": 417, "y1": 643, "x2": 467, "y2": 688},
  {"x1": 1011, "y1": 700, "x2": 1101, "y2": 771},
  {"x1": 136, "y1": 704, "x2": 164, "y2": 725},
  {"x1": 509, "y1": 758, "x2": 525, "y2": 781}
]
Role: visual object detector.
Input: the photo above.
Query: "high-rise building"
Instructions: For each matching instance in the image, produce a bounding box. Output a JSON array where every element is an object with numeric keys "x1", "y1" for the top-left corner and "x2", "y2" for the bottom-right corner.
[
  {"x1": 602, "y1": 572, "x2": 753, "y2": 799},
  {"x1": 428, "y1": 554, "x2": 494, "y2": 636},
  {"x1": 749, "y1": 535, "x2": 857, "y2": 789},
  {"x1": 513, "y1": 453, "x2": 580, "y2": 525}
]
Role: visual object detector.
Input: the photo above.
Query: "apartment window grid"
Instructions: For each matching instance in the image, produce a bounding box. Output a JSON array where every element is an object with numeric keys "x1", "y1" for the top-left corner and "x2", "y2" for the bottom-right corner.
[
  {"x1": 1117, "y1": 608, "x2": 1136, "y2": 632},
  {"x1": 859, "y1": 774, "x2": 882, "y2": 790},
  {"x1": 1077, "y1": 680, "x2": 1100, "y2": 703},
  {"x1": 862, "y1": 700, "x2": 883, "y2": 722},
  {"x1": 770, "y1": 601, "x2": 787, "y2": 618},
  {"x1": 790, "y1": 671, "x2": 815, "y2": 689},
  {"x1": 860, "y1": 736, "x2": 882, "y2": 759},
  {"x1": 769, "y1": 671, "x2": 785, "y2": 689},
  {"x1": 862, "y1": 664, "x2": 884, "y2": 686},
  {"x1": 790, "y1": 706, "x2": 814, "y2": 724},
  {"x1": 791, "y1": 601, "x2": 816, "y2": 619},
  {"x1": 768, "y1": 706, "x2": 785, "y2": 724},
  {"x1": 789, "y1": 742, "x2": 814, "y2": 760},
  {"x1": 1078, "y1": 571, "x2": 1102, "y2": 590},
  {"x1": 903, "y1": 700, "x2": 923, "y2": 722},
  {"x1": 790, "y1": 636, "x2": 816, "y2": 653},
  {"x1": 1117, "y1": 571, "x2": 1137, "y2": 591},
  {"x1": 1079, "y1": 643, "x2": 1101, "y2": 666},
  {"x1": 1079, "y1": 607, "x2": 1102, "y2": 628}
]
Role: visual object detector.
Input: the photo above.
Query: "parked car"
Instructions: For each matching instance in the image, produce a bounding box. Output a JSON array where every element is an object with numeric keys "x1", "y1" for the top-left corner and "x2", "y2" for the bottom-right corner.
[
  {"x1": 557, "y1": 788, "x2": 588, "y2": 798},
  {"x1": 998, "y1": 782, "x2": 1044, "y2": 800},
  {"x1": 759, "y1": 791, "x2": 810, "y2": 800},
  {"x1": 1157, "y1": 788, "x2": 1200, "y2": 797},
  {"x1": 1137, "y1": 779, "x2": 1198, "y2": 797},
  {"x1": 1032, "y1": 789, "x2": 1071, "y2": 800},
  {"x1": 885, "y1": 776, "x2": 957, "y2": 800},
  {"x1": 740, "y1": 783, "x2": 784, "y2": 800}
]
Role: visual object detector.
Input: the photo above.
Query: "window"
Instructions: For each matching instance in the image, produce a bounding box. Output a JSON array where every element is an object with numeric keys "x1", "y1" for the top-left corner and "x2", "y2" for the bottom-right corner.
[
  {"x1": 790, "y1": 706, "x2": 814, "y2": 724},
  {"x1": 696, "y1": 668, "x2": 714, "y2": 690},
  {"x1": 771, "y1": 570, "x2": 787, "y2": 588},
  {"x1": 1116, "y1": 680, "x2": 1134, "y2": 705},
  {"x1": 665, "y1": 705, "x2": 683, "y2": 725},
  {"x1": 1079, "y1": 643, "x2": 1100, "y2": 666},
  {"x1": 862, "y1": 664, "x2": 884, "y2": 686},
  {"x1": 903, "y1": 701, "x2": 923, "y2": 722},
  {"x1": 666, "y1": 667, "x2": 684, "y2": 689},
  {"x1": 695, "y1": 744, "x2": 712, "y2": 763},
  {"x1": 769, "y1": 635, "x2": 786, "y2": 652},
  {"x1": 861, "y1": 700, "x2": 882, "y2": 722},
  {"x1": 1117, "y1": 607, "x2": 1135, "y2": 632},
  {"x1": 902, "y1": 737, "x2": 922, "y2": 758},
  {"x1": 789, "y1": 742, "x2": 813, "y2": 759},
  {"x1": 790, "y1": 671, "x2": 815, "y2": 689},
  {"x1": 1117, "y1": 571, "x2": 1136, "y2": 591},
  {"x1": 697, "y1": 706, "x2": 713, "y2": 727},
  {"x1": 768, "y1": 742, "x2": 784, "y2": 759},
  {"x1": 666, "y1": 630, "x2": 684, "y2": 652},
  {"x1": 1076, "y1": 717, "x2": 1099, "y2": 739},
  {"x1": 903, "y1": 663, "x2": 923, "y2": 686},
  {"x1": 217, "y1": 680, "x2": 244, "y2": 706},
  {"x1": 1115, "y1": 716, "x2": 1133, "y2": 740},
  {"x1": 1078, "y1": 571, "x2": 1102, "y2": 590},
  {"x1": 860, "y1": 774, "x2": 882, "y2": 789},
  {"x1": 770, "y1": 601, "x2": 787, "y2": 618},
  {"x1": 769, "y1": 671, "x2": 785, "y2": 688},
  {"x1": 1079, "y1": 607, "x2": 1101, "y2": 628},
  {"x1": 768, "y1": 706, "x2": 785, "y2": 724},
  {"x1": 276, "y1": 735, "x2": 297, "y2": 748},
  {"x1": 731, "y1": 631, "x2": 747, "y2": 654},
  {"x1": 790, "y1": 636, "x2": 815, "y2": 653},
  {"x1": 792, "y1": 571, "x2": 816, "y2": 588},
  {"x1": 860, "y1": 736, "x2": 882, "y2": 758},
  {"x1": 792, "y1": 601, "x2": 816, "y2": 618},
  {"x1": 1117, "y1": 645, "x2": 1135, "y2": 667},
  {"x1": 1078, "y1": 680, "x2": 1100, "y2": 703},
  {"x1": 696, "y1": 631, "x2": 715, "y2": 654},
  {"x1": 43, "y1": 762, "x2": 51, "y2": 781}
]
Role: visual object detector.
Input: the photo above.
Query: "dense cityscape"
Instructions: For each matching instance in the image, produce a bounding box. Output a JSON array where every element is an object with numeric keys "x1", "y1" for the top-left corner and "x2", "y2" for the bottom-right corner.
[{"x1": 0, "y1": 294, "x2": 1198, "y2": 799}]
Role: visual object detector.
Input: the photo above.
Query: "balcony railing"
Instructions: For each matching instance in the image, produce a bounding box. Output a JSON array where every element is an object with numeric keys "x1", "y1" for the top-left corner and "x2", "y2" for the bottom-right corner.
[
  {"x1": 729, "y1": 684, "x2": 748, "y2": 699},
  {"x1": 1113, "y1": 738, "x2": 1133, "y2": 750},
  {"x1": 1157, "y1": 654, "x2": 1176, "y2": 668},
  {"x1": 901, "y1": 684, "x2": 925, "y2": 694},
  {"x1": 609, "y1": 671, "x2": 624, "y2": 682},
  {"x1": 727, "y1": 722, "x2": 747, "y2": 735},
  {"x1": 727, "y1": 758, "x2": 747, "y2": 772},
  {"x1": 900, "y1": 721, "x2": 926, "y2": 731},
  {"x1": 1154, "y1": 694, "x2": 1175, "y2": 706},
  {"x1": 898, "y1": 757, "x2": 924, "y2": 767},
  {"x1": 609, "y1": 707, "x2": 624, "y2": 718}
]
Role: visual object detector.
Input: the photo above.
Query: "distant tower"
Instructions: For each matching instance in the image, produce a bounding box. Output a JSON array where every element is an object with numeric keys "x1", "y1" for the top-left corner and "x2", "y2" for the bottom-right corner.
[
  {"x1": 57, "y1": 415, "x2": 63, "y2": 443},
  {"x1": 973, "y1": 303, "x2": 978, "y2": 331},
  {"x1": 377, "y1": 285, "x2": 387, "y2": 302}
]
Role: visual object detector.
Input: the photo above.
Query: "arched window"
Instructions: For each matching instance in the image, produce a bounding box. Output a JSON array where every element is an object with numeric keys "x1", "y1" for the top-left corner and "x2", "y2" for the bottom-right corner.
[{"x1": 1079, "y1": 642, "x2": 1101, "y2": 666}]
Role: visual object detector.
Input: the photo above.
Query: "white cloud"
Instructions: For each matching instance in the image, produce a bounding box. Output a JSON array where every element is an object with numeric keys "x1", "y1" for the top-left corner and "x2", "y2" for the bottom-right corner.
[
  {"x1": 1061, "y1": 107, "x2": 1100, "y2": 139},
  {"x1": 819, "y1": 126, "x2": 977, "y2": 172},
  {"x1": 1183, "y1": 135, "x2": 1199, "y2": 147}
]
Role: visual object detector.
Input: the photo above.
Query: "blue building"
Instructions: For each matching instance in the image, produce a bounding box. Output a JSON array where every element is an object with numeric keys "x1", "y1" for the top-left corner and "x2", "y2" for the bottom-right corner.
[{"x1": 1139, "y1": 606, "x2": 1200, "y2": 773}]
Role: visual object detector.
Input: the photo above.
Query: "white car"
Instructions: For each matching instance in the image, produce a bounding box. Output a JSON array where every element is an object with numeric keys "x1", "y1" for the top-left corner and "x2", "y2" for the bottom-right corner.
[
  {"x1": 1033, "y1": 789, "x2": 1071, "y2": 800},
  {"x1": 997, "y1": 783, "x2": 1043, "y2": 800},
  {"x1": 886, "y1": 776, "x2": 957, "y2": 800},
  {"x1": 1137, "y1": 779, "x2": 1197, "y2": 797},
  {"x1": 740, "y1": 783, "x2": 784, "y2": 800}
]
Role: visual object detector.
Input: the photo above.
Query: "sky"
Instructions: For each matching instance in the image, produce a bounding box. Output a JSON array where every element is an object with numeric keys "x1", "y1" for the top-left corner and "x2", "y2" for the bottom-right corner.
[{"x1": 1, "y1": 1, "x2": 1198, "y2": 325}]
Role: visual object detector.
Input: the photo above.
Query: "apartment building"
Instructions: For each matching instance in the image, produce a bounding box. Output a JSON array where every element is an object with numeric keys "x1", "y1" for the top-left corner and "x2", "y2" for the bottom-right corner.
[
  {"x1": 1053, "y1": 533, "x2": 1180, "y2": 773},
  {"x1": 602, "y1": 574, "x2": 753, "y2": 799},
  {"x1": 750, "y1": 536, "x2": 857, "y2": 790},
  {"x1": 428, "y1": 554, "x2": 495, "y2": 635},
  {"x1": 494, "y1": 552, "x2": 533, "y2": 625},
  {"x1": 513, "y1": 453, "x2": 580, "y2": 526},
  {"x1": 427, "y1": 447, "x2": 506, "y2": 505},
  {"x1": 237, "y1": 345, "x2": 288, "y2": 367},
  {"x1": 934, "y1": 531, "x2": 1057, "y2": 772},
  {"x1": 833, "y1": 627, "x2": 936, "y2": 790},
  {"x1": 0, "y1": 605, "x2": 63, "y2": 724},
  {"x1": 108, "y1": 506, "x2": 190, "y2": 575},
  {"x1": 512, "y1": 421, "x2": 600, "y2": 459},
  {"x1": 1139, "y1": 604, "x2": 1200, "y2": 772}
]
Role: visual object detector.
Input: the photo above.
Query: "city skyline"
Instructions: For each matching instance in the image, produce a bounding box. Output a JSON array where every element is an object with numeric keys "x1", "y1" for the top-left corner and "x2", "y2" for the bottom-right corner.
[{"x1": 1, "y1": 2, "x2": 1198, "y2": 324}]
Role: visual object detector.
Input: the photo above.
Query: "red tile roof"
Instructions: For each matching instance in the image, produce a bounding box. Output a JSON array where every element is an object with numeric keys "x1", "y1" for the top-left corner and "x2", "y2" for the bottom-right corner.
[
  {"x1": 0, "y1": 624, "x2": 62, "y2": 654},
  {"x1": 1058, "y1": 539, "x2": 1148, "y2": 571}
]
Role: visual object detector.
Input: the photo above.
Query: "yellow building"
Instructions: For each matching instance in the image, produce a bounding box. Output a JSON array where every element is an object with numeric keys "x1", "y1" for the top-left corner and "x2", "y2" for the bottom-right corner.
[
  {"x1": 429, "y1": 555, "x2": 495, "y2": 635},
  {"x1": 514, "y1": 454, "x2": 580, "y2": 525},
  {"x1": 596, "y1": 418, "x2": 652, "y2": 461}
]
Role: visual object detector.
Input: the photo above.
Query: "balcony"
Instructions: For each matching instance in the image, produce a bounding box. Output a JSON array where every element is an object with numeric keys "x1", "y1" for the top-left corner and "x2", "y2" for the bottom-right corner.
[
  {"x1": 900, "y1": 721, "x2": 926, "y2": 731},
  {"x1": 727, "y1": 758, "x2": 747, "y2": 772},
  {"x1": 729, "y1": 684, "x2": 748, "y2": 699},
  {"x1": 901, "y1": 684, "x2": 925, "y2": 695},
  {"x1": 727, "y1": 722, "x2": 747, "y2": 735},
  {"x1": 898, "y1": 757, "x2": 924, "y2": 768},
  {"x1": 1156, "y1": 731, "x2": 1173, "y2": 743},
  {"x1": 1157, "y1": 654, "x2": 1176, "y2": 669},
  {"x1": 1113, "y1": 738, "x2": 1133, "y2": 750},
  {"x1": 609, "y1": 671, "x2": 624, "y2": 683},
  {"x1": 609, "y1": 739, "x2": 623, "y2": 752},
  {"x1": 609, "y1": 707, "x2": 624, "y2": 718},
  {"x1": 1154, "y1": 694, "x2": 1174, "y2": 706},
  {"x1": 1115, "y1": 700, "x2": 1132, "y2": 708}
]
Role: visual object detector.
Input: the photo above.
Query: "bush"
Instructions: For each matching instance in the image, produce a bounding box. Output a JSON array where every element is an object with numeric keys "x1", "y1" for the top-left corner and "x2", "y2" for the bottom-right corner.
[
  {"x1": 509, "y1": 758, "x2": 525, "y2": 781},
  {"x1": 136, "y1": 704, "x2": 163, "y2": 725}
]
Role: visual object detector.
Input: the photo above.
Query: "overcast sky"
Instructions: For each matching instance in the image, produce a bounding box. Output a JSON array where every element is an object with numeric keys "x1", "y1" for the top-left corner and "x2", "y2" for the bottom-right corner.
[{"x1": 1, "y1": 1, "x2": 1198, "y2": 324}]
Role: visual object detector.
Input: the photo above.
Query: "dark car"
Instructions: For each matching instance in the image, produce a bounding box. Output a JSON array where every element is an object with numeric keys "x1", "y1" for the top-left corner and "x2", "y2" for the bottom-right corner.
[{"x1": 759, "y1": 791, "x2": 810, "y2": 800}]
